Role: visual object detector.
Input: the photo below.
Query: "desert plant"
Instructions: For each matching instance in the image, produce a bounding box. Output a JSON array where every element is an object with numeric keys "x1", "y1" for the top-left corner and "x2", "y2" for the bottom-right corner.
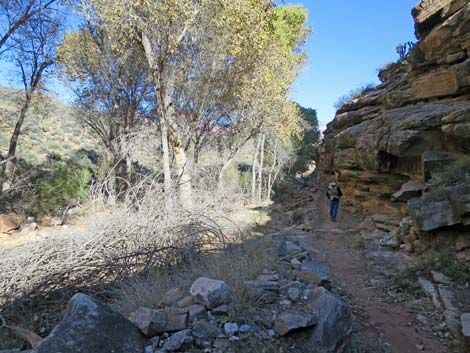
[
  {"x1": 34, "y1": 163, "x2": 91, "y2": 215},
  {"x1": 396, "y1": 41, "x2": 414, "y2": 61},
  {"x1": 352, "y1": 235, "x2": 366, "y2": 250},
  {"x1": 334, "y1": 83, "x2": 377, "y2": 110}
]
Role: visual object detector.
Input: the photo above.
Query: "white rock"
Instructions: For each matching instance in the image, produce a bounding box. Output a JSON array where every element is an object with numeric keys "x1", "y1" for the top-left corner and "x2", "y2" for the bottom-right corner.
[{"x1": 223, "y1": 322, "x2": 238, "y2": 336}]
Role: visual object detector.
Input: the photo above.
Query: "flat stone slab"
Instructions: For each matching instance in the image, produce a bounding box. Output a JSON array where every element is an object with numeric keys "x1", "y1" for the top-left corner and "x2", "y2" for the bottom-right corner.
[
  {"x1": 274, "y1": 311, "x2": 317, "y2": 336},
  {"x1": 299, "y1": 260, "x2": 332, "y2": 286}
]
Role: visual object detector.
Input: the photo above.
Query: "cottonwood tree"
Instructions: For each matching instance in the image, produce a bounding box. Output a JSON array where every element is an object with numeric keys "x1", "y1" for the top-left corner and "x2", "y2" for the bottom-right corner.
[
  {"x1": 86, "y1": 1, "x2": 309, "y2": 208},
  {"x1": 1, "y1": 4, "x2": 63, "y2": 190},
  {"x1": 0, "y1": 0, "x2": 59, "y2": 54},
  {"x1": 58, "y1": 21, "x2": 153, "y2": 198}
]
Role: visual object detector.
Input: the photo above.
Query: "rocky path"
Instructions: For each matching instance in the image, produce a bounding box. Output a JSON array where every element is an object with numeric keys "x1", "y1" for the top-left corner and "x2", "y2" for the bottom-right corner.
[{"x1": 272, "y1": 180, "x2": 450, "y2": 353}]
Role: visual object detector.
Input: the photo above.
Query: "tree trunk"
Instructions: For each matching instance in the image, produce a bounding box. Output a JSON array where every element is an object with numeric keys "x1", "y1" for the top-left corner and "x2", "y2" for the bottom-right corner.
[
  {"x1": 251, "y1": 137, "x2": 261, "y2": 203},
  {"x1": 218, "y1": 157, "x2": 233, "y2": 190},
  {"x1": 174, "y1": 143, "x2": 193, "y2": 209},
  {"x1": 267, "y1": 139, "x2": 278, "y2": 201},
  {"x1": 257, "y1": 134, "x2": 266, "y2": 202},
  {"x1": 1, "y1": 90, "x2": 32, "y2": 191},
  {"x1": 161, "y1": 120, "x2": 172, "y2": 193}
]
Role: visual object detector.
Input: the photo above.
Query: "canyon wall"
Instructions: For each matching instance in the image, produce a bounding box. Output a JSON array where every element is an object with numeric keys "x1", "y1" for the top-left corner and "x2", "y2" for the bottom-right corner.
[{"x1": 320, "y1": 0, "x2": 470, "y2": 257}]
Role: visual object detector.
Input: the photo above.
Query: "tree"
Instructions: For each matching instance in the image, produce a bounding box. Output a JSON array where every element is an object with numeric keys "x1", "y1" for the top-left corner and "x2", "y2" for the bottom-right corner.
[
  {"x1": 291, "y1": 104, "x2": 320, "y2": 174},
  {"x1": 0, "y1": 0, "x2": 58, "y2": 53},
  {"x1": 1, "y1": 3, "x2": 63, "y2": 190},
  {"x1": 57, "y1": 21, "x2": 153, "y2": 198},
  {"x1": 86, "y1": 1, "x2": 310, "y2": 208}
]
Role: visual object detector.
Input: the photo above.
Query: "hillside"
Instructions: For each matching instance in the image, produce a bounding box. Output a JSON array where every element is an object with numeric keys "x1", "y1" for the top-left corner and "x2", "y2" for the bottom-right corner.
[{"x1": 0, "y1": 85, "x2": 96, "y2": 165}]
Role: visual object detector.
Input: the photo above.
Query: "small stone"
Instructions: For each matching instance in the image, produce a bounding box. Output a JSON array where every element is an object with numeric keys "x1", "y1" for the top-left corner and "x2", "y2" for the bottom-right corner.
[
  {"x1": 416, "y1": 314, "x2": 428, "y2": 324},
  {"x1": 290, "y1": 258, "x2": 302, "y2": 270},
  {"x1": 177, "y1": 296, "x2": 193, "y2": 308},
  {"x1": 279, "y1": 299, "x2": 292, "y2": 308},
  {"x1": 162, "y1": 329, "x2": 193, "y2": 352},
  {"x1": 285, "y1": 241, "x2": 303, "y2": 255},
  {"x1": 239, "y1": 324, "x2": 251, "y2": 333},
  {"x1": 145, "y1": 345, "x2": 153, "y2": 353},
  {"x1": 287, "y1": 287, "x2": 300, "y2": 301},
  {"x1": 431, "y1": 271, "x2": 452, "y2": 285},
  {"x1": 50, "y1": 216, "x2": 63, "y2": 227},
  {"x1": 164, "y1": 308, "x2": 188, "y2": 332},
  {"x1": 298, "y1": 260, "x2": 332, "y2": 286},
  {"x1": 462, "y1": 313, "x2": 470, "y2": 336},
  {"x1": 273, "y1": 311, "x2": 317, "y2": 336},
  {"x1": 267, "y1": 329, "x2": 275, "y2": 337},
  {"x1": 223, "y1": 322, "x2": 239, "y2": 336},
  {"x1": 128, "y1": 307, "x2": 167, "y2": 337},
  {"x1": 190, "y1": 278, "x2": 229, "y2": 309},
  {"x1": 150, "y1": 337, "x2": 160, "y2": 350},
  {"x1": 257, "y1": 272, "x2": 279, "y2": 282},
  {"x1": 273, "y1": 239, "x2": 287, "y2": 257},
  {"x1": 192, "y1": 320, "x2": 220, "y2": 339},
  {"x1": 188, "y1": 305, "x2": 207, "y2": 322},
  {"x1": 211, "y1": 304, "x2": 230, "y2": 316},
  {"x1": 416, "y1": 344, "x2": 424, "y2": 350},
  {"x1": 19, "y1": 222, "x2": 39, "y2": 233}
]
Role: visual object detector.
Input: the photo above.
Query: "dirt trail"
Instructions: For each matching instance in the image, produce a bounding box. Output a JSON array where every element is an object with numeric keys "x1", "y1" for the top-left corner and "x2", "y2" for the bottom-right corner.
[{"x1": 273, "y1": 180, "x2": 449, "y2": 353}]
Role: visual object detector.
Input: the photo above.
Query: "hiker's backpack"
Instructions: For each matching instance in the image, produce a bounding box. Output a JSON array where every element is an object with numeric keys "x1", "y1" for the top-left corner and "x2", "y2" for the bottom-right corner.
[{"x1": 328, "y1": 184, "x2": 339, "y2": 199}]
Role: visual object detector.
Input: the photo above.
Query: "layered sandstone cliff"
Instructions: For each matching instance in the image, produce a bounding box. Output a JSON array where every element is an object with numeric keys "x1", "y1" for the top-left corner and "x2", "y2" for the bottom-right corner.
[{"x1": 320, "y1": 0, "x2": 470, "y2": 256}]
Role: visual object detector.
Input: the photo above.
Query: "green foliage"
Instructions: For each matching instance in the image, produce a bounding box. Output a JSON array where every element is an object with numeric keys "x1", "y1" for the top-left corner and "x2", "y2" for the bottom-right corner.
[
  {"x1": 393, "y1": 250, "x2": 470, "y2": 296},
  {"x1": 334, "y1": 83, "x2": 376, "y2": 110},
  {"x1": 239, "y1": 171, "x2": 252, "y2": 194},
  {"x1": 430, "y1": 155, "x2": 470, "y2": 187},
  {"x1": 396, "y1": 41, "x2": 414, "y2": 61},
  {"x1": 290, "y1": 104, "x2": 320, "y2": 174},
  {"x1": 34, "y1": 161, "x2": 91, "y2": 215},
  {"x1": 352, "y1": 235, "x2": 366, "y2": 250}
]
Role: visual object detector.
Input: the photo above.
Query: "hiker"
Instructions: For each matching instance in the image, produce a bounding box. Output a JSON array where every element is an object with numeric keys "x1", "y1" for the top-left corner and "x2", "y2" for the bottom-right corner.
[{"x1": 326, "y1": 181, "x2": 343, "y2": 222}]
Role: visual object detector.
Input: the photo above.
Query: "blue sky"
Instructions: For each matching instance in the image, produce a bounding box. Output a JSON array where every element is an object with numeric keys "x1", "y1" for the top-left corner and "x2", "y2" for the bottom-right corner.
[{"x1": 291, "y1": 0, "x2": 418, "y2": 131}]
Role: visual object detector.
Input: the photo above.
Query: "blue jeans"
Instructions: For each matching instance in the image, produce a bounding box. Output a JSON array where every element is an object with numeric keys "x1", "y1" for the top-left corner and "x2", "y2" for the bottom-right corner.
[{"x1": 330, "y1": 199, "x2": 340, "y2": 220}]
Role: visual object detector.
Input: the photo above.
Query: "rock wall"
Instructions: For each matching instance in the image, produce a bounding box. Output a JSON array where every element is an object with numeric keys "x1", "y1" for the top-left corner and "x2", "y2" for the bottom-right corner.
[{"x1": 320, "y1": 0, "x2": 470, "y2": 256}]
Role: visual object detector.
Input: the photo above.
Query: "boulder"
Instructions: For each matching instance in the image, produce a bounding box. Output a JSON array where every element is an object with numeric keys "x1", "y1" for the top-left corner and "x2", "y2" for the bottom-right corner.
[
  {"x1": 418, "y1": 278, "x2": 441, "y2": 309},
  {"x1": 190, "y1": 277, "x2": 229, "y2": 309},
  {"x1": 391, "y1": 181, "x2": 423, "y2": 202},
  {"x1": 31, "y1": 293, "x2": 146, "y2": 353},
  {"x1": 304, "y1": 287, "x2": 352, "y2": 353},
  {"x1": 298, "y1": 260, "x2": 332, "y2": 286},
  {"x1": 273, "y1": 311, "x2": 317, "y2": 336},
  {"x1": 430, "y1": 270, "x2": 452, "y2": 285},
  {"x1": 408, "y1": 183, "x2": 470, "y2": 232},
  {"x1": 128, "y1": 307, "x2": 187, "y2": 337},
  {"x1": 0, "y1": 214, "x2": 19, "y2": 234}
]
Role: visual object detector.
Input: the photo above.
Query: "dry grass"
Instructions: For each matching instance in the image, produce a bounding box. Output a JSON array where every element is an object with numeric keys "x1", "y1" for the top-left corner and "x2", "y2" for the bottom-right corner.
[
  {"x1": 112, "y1": 230, "x2": 276, "y2": 322},
  {"x1": 0, "y1": 179, "x2": 235, "y2": 335}
]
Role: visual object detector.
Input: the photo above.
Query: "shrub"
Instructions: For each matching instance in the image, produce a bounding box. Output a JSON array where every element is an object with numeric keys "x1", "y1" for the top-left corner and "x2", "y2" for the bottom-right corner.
[
  {"x1": 334, "y1": 83, "x2": 377, "y2": 110},
  {"x1": 396, "y1": 41, "x2": 414, "y2": 62},
  {"x1": 34, "y1": 163, "x2": 91, "y2": 215},
  {"x1": 352, "y1": 235, "x2": 366, "y2": 250}
]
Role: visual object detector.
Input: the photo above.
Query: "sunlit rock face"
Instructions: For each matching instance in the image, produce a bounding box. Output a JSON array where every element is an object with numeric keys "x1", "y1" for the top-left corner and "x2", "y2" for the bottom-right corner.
[{"x1": 320, "y1": 0, "x2": 470, "y2": 254}]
